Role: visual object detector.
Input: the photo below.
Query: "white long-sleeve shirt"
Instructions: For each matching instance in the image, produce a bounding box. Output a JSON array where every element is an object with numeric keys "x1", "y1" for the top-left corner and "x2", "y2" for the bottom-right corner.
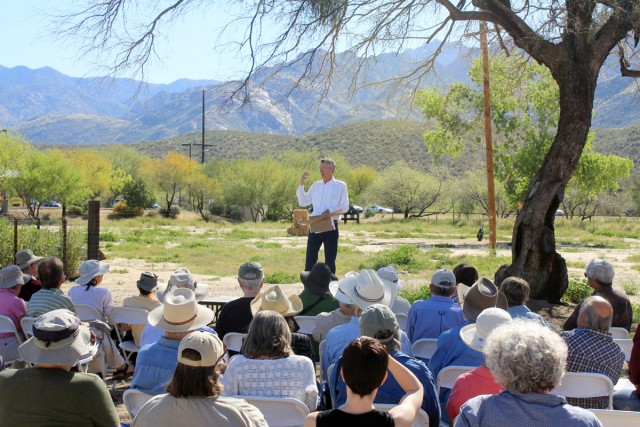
[{"x1": 296, "y1": 177, "x2": 349, "y2": 222}]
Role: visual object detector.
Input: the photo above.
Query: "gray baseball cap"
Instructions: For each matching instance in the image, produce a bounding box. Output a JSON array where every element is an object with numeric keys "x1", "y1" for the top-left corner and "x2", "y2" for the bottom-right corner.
[
  {"x1": 431, "y1": 268, "x2": 456, "y2": 290},
  {"x1": 238, "y1": 262, "x2": 264, "y2": 280}
]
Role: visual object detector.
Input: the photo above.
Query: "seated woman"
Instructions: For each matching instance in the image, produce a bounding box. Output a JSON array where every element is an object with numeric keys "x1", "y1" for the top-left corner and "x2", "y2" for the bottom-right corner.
[
  {"x1": 0, "y1": 265, "x2": 27, "y2": 364},
  {"x1": 222, "y1": 310, "x2": 318, "y2": 411},
  {"x1": 68, "y1": 259, "x2": 115, "y2": 324},
  {"x1": 456, "y1": 320, "x2": 602, "y2": 427},
  {"x1": 132, "y1": 331, "x2": 267, "y2": 427}
]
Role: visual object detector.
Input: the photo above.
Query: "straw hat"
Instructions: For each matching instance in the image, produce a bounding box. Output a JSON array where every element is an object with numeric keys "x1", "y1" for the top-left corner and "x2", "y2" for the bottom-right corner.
[
  {"x1": 459, "y1": 307, "x2": 512, "y2": 352},
  {"x1": 250, "y1": 284, "x2": 303, "y2": 316},
  {"x1": 337, "y1": 269, "x2": 397, "y2": 310},
  {"x1": 457, "y1": 277, "x2": 508, "y2": 321},
  {"x1": 18, "y1": 309, "x2": 95, "y2": 365},
  {"x1": 148, "y1": 288, "x2": 215, "y2": 332},
  {"x1": 157, "y1": 268, "x2": 209, "y2": 302},
  {"x1": 15, "y1": 249, "x2": 43, "y2": 270},
  {"x1": 75, "y1": 260, "x2": 110, "y2": 286}
]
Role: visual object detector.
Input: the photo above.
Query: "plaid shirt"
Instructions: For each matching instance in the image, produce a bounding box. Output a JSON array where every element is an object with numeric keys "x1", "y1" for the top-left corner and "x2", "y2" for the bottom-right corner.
[
  {"x1": 563, "y1": 287, "x2": 632, "y2": 332},
  {"x1": 560, "y1": 327, "x2": 625, "y2": 409}
]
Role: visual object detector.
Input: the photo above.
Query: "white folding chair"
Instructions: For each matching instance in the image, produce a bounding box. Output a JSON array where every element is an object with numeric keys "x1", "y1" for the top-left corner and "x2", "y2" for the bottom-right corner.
[
  {"x1": 609, "y1": 327, "x2": 630, "y2": 339},
  {"x1": 0, "y1": 315, "x2": 24, "y2": 365},
  {"x1": 551, "y1": 372, "x2": 614, "y2": 409},
  {"x1": 123, "y1": 389, "x2": 153, "y2": 419},
  {"x1": 395, "y1": 313, "x2": 408, "y2": 331},
  {"x1": 436, "y1": 366, "x2": 475, "y2": 395},
  {"x1": 294, "y1": 316, "x2": 316, "y2": 335},
  {"x1": 374, "y1": 403, "x2": 430, "y2": 427},
  {"x1": 589, "y1": 409, "x2": 640, "y2": 426},
  {"x1": 613, "y1": 338, "x2": 633, "y2": 362},
  {"x1": 110, "y1": 306, "x2": 150, "y2": 364},
  {"x1": 74, "y1": 303, "x2": 103, "y2": 322},
  {"x1": 318, "y1": 339, "x2": 326, "y2": 382},
  {"x1": 20, "y1": 316, "x2": 37, "y2": 338},
  {"x1": 412, "y1": 338, "x2": 439, "y2": 362},
  {"x1": 231, "y1": 395, "x2": 309, "y2": 427},
  {"x1": 223, "y1": 332, "x2": 246, "y2": 353}
]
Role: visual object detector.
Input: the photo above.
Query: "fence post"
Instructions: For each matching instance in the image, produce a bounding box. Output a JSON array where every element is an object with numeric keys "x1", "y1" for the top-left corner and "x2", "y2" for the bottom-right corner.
[
  {"x1": 13, "y1": 218, "x2": 18, "y2": 264},
  {"x1": 37, "y1": 217, "x2": 40, "y2": 230},
  {"x1": 62, "y1": 217, "x2": 68, "y2": 273},
  {"x1": 87, "y1": 201, "x2": 100, "y2": 260}
]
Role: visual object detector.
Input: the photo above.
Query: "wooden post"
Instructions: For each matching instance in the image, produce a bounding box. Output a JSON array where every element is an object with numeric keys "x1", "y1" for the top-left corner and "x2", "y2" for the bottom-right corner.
[
  {"x1": 62, "y1": 217, "x2": 68, "y2": 274},
  {"x1": 13, "y1": 218, "x2": 18, "y2": 264},
  {"x1": 87, "y1": 201, "x2": 100, "y2": 260}
]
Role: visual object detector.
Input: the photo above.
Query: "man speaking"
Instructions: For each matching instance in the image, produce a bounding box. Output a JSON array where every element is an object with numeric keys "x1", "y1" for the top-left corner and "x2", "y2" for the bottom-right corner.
[{"x1": 297, "y1": 158, "x2": 349, "y2": 274}]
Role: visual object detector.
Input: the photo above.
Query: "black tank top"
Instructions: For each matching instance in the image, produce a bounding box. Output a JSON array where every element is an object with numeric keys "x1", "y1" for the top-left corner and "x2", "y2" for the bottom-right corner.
[{"x1": 316, "y1": 409, "x2": 395, "y2": 427}]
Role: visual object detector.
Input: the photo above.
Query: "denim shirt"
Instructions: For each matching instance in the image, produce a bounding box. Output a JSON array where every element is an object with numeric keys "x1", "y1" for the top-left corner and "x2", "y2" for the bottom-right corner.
[
  {"x1": 407, "y1": 295, "x2": 464, "y2": 342},
  {"x1": 131, "y1": 337, "x2": 181, "y2": 395},
  {"x1": 507, "y1": 305, "x2": 554, "y2": 330}
]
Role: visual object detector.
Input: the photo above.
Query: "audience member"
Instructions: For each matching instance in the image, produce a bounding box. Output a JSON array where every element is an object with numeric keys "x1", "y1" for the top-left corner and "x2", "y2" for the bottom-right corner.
[
  {"x1": 377, "y1": 266, "x2": 410, "y2": 314},
  {"x1": 429, "y1": 277, "x2": 507, "y2": 424},
  {"x1": 406, "y1": 269, "x2": 464, "y2": 342},
  {"x1": 305, "y1": 337, "x2": 423, "y2": 427},
  {"x1": 298, "y1": 262, "x2": 339, "y2": 316},
  {"x1": 157, "y1": 268, "x2": 209, "y2": 303},
  {"x1": 560, "y1": 296, "x2": 624, "y2": 409},
  {"x1": 216, "y1": 262, "x2": 264, "y2": 340},
  {"x1": 455, "y1": 320, "x2": 602, "y2": 427},
  {"x1": 251, "y1": 284, "x2": 315, "y2": 360},
  {"x1": 446, "y1": 308, "x2": 512, "y2": 423},
  {"x1": 613, "y1": 324, "x2": 640, "y2": 411},
  {"x1": 68, "y1": 259, "x2": 114, "y2": 323},
  {"x1": 15, "y1": 249, "x2": 43, "y2": 301},
  {"x1": 122, "y1": 272, "x2": 162, "y2": 346},
  {"x1": 27, "y1": 256, "x2": 76, "y2": 316},
  {"x1": 132, "y1": 331, "x2": 267, "y2": 427},
  {"x1": 222, "y1": 310, "x2": 318, "y2": 411},
  {"x1": 0, "y1": 265, "x2": 27, "y2": 363},
  {"x1": 500, "y1": 276, "x2": 553, "y2": 328},
  {"x1": 0, "y1": 309, "x2": 119, "y2": 427},
  {"x1": 313, "y1": 280, "x2": 355, "y2": 343},
  {"x1": 452, "y1": 263, "x2": 478, "y2": 304},
  {"x1": 329, "y1": 304, "x2": 440, "y2": 426},
  {"x1": 563, "y1": 259, "x2": 632, "y2": 331},
  {"x1": 131, "y1": 288, "x2": 214, "y2": 395}
]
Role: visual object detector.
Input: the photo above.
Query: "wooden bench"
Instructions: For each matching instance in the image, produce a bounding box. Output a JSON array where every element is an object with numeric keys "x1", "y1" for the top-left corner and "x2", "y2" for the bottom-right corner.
[{"x1": 342, "y1": 212, "x2": 360, "y2": 224}]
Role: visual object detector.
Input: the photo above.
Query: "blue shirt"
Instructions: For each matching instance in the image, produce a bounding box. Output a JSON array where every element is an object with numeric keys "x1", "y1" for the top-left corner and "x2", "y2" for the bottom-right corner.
[
  {"x1": 131, "y1": 336, "x2": 181, "y2": 395},
  {"x1": 507, "y1": 305, "x2": 554, "y2": 329},
  {"x1": 455, "y1": 390, "x2": 603, "y2": 427},
  {"x1": 321, "y1": 316, "x2": 413, "y2": 380},
  {"x1": 429, "y1": 321, "x2": 484, "y2": 424},
  {"x1": 330, "y1": 348, "x2": 441, "y2": 427},
  {"x1": 407, "y1": 295, "x2": 464, "y2": 342}
]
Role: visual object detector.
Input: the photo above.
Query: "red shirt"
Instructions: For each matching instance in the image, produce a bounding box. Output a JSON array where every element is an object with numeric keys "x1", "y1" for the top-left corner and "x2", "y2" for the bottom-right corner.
[{"x1": 446, "y1": 364, "x2": 504, "y2": 423}]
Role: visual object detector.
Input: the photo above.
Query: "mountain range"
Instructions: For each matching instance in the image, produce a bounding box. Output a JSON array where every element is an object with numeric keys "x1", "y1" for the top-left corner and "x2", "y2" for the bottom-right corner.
[{"x1": 1, "y1": 42, "x2": 639, "y2": 146}]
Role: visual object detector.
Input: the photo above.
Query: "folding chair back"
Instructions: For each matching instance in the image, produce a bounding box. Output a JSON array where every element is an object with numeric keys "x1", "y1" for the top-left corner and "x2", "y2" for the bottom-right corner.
[
  {"x1": 0, "y1": 315, "x2": 24, "y2": 364},
  {"x1": 223, "y1": 332, "x2": 246, "y2": 353},
  {"x1": 589, "y1": 409, "x2": 640, "y2": 427},
  {"x1": 374, "y1": 403, "x2": 429, "y2": 427},
  {"x1": 20, "y1": 317, "x2": 37, "y2": 338},
  {"x1": 609, "y1": 327, "x2": 629, "y2": 339},
  {"x1": 613, "y1": 338, "x2": 633, "y2": 362},
  {"x1": 551, "y1": 372, "x2": 614, "y2": 409},
  {"x1": 293, "y1": 316, "x2": 316, "y2": 335},
  {"x1": 412, "y1": 338, "x2": 439, "y2": 362},
  {"x1": 436, "y1": 365, "x2": 475, "y2": 394},
  {"x1": 123, "y1": 389, "x2": 153, "y2": 419},
  {"x1": 395, "y1": 313, "x2": 408, "y2": 331},
  {"x1": 74, "y1": 304, "x2": 102, "y2": 322},
  {"x1": 231, "y1": 395, "x2": 309, "y2": 427},
  {"x1": 110, "y1": 306, "x2": 150, "y2": 363}
]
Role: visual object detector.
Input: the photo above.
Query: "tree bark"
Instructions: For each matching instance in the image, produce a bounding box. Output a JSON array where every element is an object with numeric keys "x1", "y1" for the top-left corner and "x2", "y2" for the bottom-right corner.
[{"x1": 496, "y1": 52, "x2": 597, "y2": 302}]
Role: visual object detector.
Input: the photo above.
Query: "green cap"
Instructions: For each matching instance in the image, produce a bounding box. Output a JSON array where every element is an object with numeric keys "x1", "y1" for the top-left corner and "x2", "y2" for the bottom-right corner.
[
  {"x1": 359, "y1": 304, "x2": 399, "y2": 343},
  {"x1": 238, "y1": 262, "x2": 264, "y2": 280}
]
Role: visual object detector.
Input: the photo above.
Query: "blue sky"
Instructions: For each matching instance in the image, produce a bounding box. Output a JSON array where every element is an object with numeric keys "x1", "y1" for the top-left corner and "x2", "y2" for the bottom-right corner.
[{"x1": 1, "y1": 1, "x2": 252, "y2": 84}]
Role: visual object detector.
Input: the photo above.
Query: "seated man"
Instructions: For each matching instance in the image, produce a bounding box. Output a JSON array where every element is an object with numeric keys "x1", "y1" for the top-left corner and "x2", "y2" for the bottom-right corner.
[
  {"x1": 27, "y1": 257, "x2": 76, "y2": 317},
  {"x1": 500, "y1": 276, "x2": 553, "y2": 329},
  {"x1": 406, "y1": 269, "x2": 464, "y2": 342},
  {"x1": 0, "y1": 265, "x2": 27, "y2": 364},
  {"x1": 613, "y1": 324, "x2": 640, "y2": 411},
  {"x1": 305, "y1": 337, "x2": 423, "y2": 427},
  {"x1": 560, "y1": 296, "x2": 625, "y2": 409},
  {"x1": 563, "y1": 259, "x2": 632, "y2": 331},
  {"x1": 15, "y1": 249, "x2": 43, "y2": 301},
  {"x1": 0, "y1": 309, "x2": 119, "y2": 426},
  {"x1": 329, "y1": 304, "x2": 440, "y2": 426},
  {"x1": 122, "y1": 272, "x2": 162, "y2": 346},
  {"x1": 131, "y1": 288, "x2": 215, "y2": 395},
  {"x1": 456, "y1": 320, "x2": 601, "y2": 427}
]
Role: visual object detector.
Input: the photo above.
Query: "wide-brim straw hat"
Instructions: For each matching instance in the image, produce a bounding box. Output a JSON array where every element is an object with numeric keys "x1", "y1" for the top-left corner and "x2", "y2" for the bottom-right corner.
[
  {"x1": 157, "y1": 268, "x2": 209, "y2": 302},
  {"x1": 75, "y1": 259, "x2": 110, "y2": 286},
  {"x1": 15, "y1": 249, "x2": 44, "y2": 270},
  {"x1": 148, "y1": 288, "x2": 215, "y2": 332},
  {"x1": 250, "y1": 284, "x2": 303, "y2": 316},
  {"x1": 337, "y1": 269, "x2": 397, "y2": 310},
  {"x1": 457, "y1": 277, "x2": 508, "y2": 321},
  {"x1": 459, "y1": 307, "x2": 512, "y2": 352},
  {"x1": 330, "y1": 279, "x2": 353, "y2": 304},
  {"x1": 18, "y1": 309, "x2": 96, "y2": 365}
]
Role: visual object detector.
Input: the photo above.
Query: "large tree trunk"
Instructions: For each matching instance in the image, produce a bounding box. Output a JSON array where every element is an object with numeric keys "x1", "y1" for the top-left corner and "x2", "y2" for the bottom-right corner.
[{"x1": 496, "y1": 55, "x2": 597, "y2": 302}]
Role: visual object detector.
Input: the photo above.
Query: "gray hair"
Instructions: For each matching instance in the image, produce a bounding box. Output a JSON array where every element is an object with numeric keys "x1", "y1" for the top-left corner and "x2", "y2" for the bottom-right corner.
[
  {"x1": 578, "y1": 296, "x2": 613, "y2": 332},
  {"x1": 320, "y1": 158, "x2": 336, "y2": 171},
  {"x1": 238, "y1": 277, "x2": 263, "y2": 291},
  {"x1": 485, "y1": 320, "x2": 567, "y2": 393},
  {"x1": 585, "y1": 259, "x2": 614, "y2": 285},
  {"x1": 241, "y1": 310, "x2": 293, "y2": 359}
]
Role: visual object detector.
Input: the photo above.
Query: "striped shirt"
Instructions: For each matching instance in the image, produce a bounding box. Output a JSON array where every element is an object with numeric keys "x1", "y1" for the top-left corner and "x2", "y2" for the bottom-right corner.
[{"x1": 27, "y1": 288, "x2": 76, "y2": 317}]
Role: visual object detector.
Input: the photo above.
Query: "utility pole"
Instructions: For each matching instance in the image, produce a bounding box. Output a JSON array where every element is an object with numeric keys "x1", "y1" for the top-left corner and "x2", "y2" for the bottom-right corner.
[
  {"x1": 182, "y1": 143, "x2": 193, "y2": 159},
  {"x1": 480, "y1": 21, "x2": 497, "y2": 251},
  {"x1": 200, "y1": 90, "x2": 213, "y2": 164}
]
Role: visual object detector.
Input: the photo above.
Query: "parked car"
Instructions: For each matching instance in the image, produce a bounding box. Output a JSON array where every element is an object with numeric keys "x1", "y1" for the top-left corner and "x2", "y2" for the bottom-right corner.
[
  {"x1": 366, "y1": 205, "x2": 394, "y2": 214},
  {"x1": 42, "y1": 201, "x2": 62, "y2": 207},
  {"x1": 555, "y1": 209, "x2": 565, "y2": 217},
  {"x1": 150, "y1": 203, "x2": 160, "y2": 209},
  {"x1": 348, "y1": 204, "x2": 363, "y2": 214}
]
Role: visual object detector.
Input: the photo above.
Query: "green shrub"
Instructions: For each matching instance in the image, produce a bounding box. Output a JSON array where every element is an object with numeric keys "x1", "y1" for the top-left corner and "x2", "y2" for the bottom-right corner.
[
  {"x1": 399, "y1": 285, "x2": 431, "y2": 305},
  {"x1": 68, "y1": 205, "x2": 86, "y2": 215},
  {"x1": 113, "y1": 201, "x2": 144, "y2": 217},
  {"x1": 562, "y1": 277, "x2": 592, "y2": 303},
  {"x1": 100, "y1": 232, "x2": 118, "y2": 242},
  {"x1": 623, "y1": 282, "x2": 639, "y2": 296},
  {"x1": 364, "y1": 210, "x2": 375, "y2": 219},
  {"x1": 632, "y1": 303, "x2": 640, "y2": 324},
  {"x1": 209, "y1": 203, "x2": 226, "y2": 216},
  {"x1": 266, "y1": 272, "x2": 299, "y2": 284},
  {"x1": 366, "y1": 245, "x2": 427, "y2": 272},
  {"x1": 228, "y1": 205, "x2": 243, "y2": 221},
  {"x1": 167, "y1": 205, "x2": 181, "y2": 218}
]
